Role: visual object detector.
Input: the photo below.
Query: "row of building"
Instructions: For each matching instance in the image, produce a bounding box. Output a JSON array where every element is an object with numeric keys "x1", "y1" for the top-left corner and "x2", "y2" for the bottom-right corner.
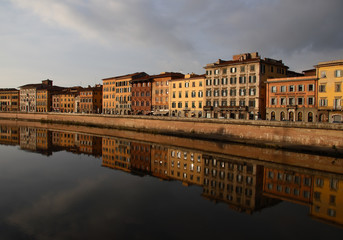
[
  {"x1": 1, "y1": 124, "x2": 342, "y2": 226},
  {"x1": 1, "y1": 52, "x2": 342, "y2": 122}
]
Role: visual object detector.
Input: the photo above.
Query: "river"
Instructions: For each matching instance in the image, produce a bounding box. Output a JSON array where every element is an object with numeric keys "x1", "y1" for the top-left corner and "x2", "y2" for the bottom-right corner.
[{"x1": 0, "y1": 122, "x2": 342, "y2": 240}]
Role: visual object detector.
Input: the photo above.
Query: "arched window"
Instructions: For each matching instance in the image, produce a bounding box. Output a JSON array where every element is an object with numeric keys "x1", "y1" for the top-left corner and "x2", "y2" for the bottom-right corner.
[
  {"x1": 297, "y1": 112, "x2": 303, "y2": 121},
  {"x1": 280, "y1": 111, "x2": 285, "y2": 121},
  {"x1": 271, "y1": 111, "x2": 276, "y2": 120},
  {"x1": 289, "y1": 111, "x2": 294, "y2": 121},
  {"x1": 308, "y1": 112, "x2": 313, "y2": 122}
]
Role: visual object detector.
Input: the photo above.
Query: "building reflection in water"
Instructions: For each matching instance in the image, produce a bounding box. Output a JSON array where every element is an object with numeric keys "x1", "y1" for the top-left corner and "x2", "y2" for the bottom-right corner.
[
  {"x1": 1, "y1": 123, "x2": 343, "y2": 228},
  {"x1": 203, "y1": 155, "x2": 279, "y2": 214}
]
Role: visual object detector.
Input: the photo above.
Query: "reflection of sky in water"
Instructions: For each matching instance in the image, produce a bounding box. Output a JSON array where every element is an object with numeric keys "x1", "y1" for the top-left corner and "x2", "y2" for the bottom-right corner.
[{"x1": 0, "y1": 138, "x2": 343, "y2": 239}]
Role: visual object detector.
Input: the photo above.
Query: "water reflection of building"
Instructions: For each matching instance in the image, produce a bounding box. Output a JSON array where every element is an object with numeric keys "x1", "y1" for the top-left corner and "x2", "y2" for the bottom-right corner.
[
  {"x1": 78, "y1": 134, "x2": 102, "y2": 157},
  {"x1": 102, "y1": 137, "x2": 131, "y2": 172},
  {"x1": 168, "y1": 148, "x2": 203, "y2": 186},
  {"x1": 151, "y1": 144, "x2": 170, "y2": 180},
  {"x1": 0, "y1": 125, "x2": 19, "y2": 145},
  {"x1": 263, "y1": 167, "x2": 313, "y2": 205},
  {"x1": 310, "y1": 176, "x2": 343, "y2": 227},
  {"x1": 20, "y1": 127, "x2": 37, "y2": 151},
  {"x1": 20, "y1": 127, "x2": 53, "y2": 155},
  {"x1": 130, "y1": 142, "x2": 151, "y2": 175},
  {"x1": 202, "y1": 155, "x2": 277, "y2": 214},
  {"x1": 52, "y1": 131, "x2": 77, "y2": 150}
]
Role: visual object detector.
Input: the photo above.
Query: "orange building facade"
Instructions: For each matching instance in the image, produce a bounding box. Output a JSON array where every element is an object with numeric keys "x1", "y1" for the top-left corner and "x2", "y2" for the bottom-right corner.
[
  {"x1": 266, "y1": 76, "x2": 318, "y2": 122},
  {"x1": 103, "y1": 72, "x2": 148, "y2": 115},
  {"x1": 0, "y1": 89, "x2": 19, "y2": 112},
  {"x1": 151, "y1": 72, "x2": 184, "y2": 116},
  {"x1": 79, "y1": 85, "x2": 103, "y2": 114}
]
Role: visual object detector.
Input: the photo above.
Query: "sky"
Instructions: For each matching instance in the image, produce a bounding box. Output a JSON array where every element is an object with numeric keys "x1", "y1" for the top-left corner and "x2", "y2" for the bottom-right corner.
[{"x1": 1, "y1": 0, "x2": 343, "y2": 88}]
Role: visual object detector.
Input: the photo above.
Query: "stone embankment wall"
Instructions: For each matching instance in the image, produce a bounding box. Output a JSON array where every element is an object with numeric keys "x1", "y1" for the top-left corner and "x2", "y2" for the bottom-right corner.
[{"x1": 1, "y1": 112, "x2": 343, "y2": 151}]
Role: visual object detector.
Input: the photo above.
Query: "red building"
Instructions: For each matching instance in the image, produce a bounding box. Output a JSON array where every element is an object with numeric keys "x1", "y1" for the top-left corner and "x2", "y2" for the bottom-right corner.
[
  {"x1": 131, "y1": 75, "x2": 153, "y2": 115},
  {"x1": 266, "y1": 76, "x2": 318, "y2": 122},
  {"x1": 79, "y1": 85, "x2": 103, "y2": 114}
]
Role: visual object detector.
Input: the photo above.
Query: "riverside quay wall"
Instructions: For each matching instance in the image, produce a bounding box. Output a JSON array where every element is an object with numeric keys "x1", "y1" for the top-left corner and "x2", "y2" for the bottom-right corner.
[{"x1": 1, "y1": 112, "x2": 343, "y2": 152}]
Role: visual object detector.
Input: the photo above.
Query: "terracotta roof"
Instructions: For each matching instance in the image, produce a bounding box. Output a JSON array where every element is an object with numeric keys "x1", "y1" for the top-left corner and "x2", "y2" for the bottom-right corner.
[
  {"x1": 102, "y1": 72, "x2": 148, "y2": 81},
  {"x1": 151, "y1": 72, "x2": 184, "y2": 79},
  {"x1": 169, "y1": 74, "x2": 205, "y2": 82},
  {"x1": 130, "y1": 75, "x2": 153, "y2": 83},
  {"x1": 0, "y1": 88, "x2": 19, "y2": 92},
  {"x1": 315, "y1": 59, "x2": 343, "y2": 68}
]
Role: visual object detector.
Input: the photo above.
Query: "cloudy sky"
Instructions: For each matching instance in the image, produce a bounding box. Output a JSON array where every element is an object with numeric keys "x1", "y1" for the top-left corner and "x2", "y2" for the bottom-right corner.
[{"x1": 1, "y1": 0, "x2": 342, "y2": 88}]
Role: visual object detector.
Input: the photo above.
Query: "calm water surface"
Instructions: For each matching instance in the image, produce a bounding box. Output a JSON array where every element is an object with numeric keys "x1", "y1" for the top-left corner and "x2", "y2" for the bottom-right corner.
[{"x1": 0, "y1": 123, "x2": 342, "y2": 240}]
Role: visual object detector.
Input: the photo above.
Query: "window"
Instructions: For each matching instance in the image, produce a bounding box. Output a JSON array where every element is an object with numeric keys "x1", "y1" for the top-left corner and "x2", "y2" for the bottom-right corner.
[
  {"x1": 222, "y1": 68, "x2": 227, "y2": 74},
  {"x1": 327, "y1": 209, "x2": 336, "y2": 217},
  {"x1": 319, "y1": 98, "x2": 328, "y2": 107},
  {"x1": 249, "y1": 99, "x2": 255, "y2": 107},
  {"x1": 178, "y1": 102, "x2": 182, "y2": 108},
  {"x1": 335, "y1": 83, "x2": 341, "y2": 92},
  {"x1": 271, "y1": 86, "x2": 277, "y2": 93},
  {"x1": 206, "y1": 79, "x2": 212, "y2": 86},
  {"x1": 335, "y1": 70, "x2": 342, "y2": 77},
  {"x1": 329, "y1": 195, "x2": 336, "y2": 205},
  {"x1": 308, "y1": 97, "x2": 314, "y2": 105},
  {"x1": 179, "y1": 83, "x2": 182, "y2": 88},
  {"x1": 280, "y1": 86, "x2": 286, "y2": 92},
  {"x1": 214, "y1": 69, "x2": 220, "y2": 75},
  {"x1": 239, "y1": 88, "x2": 246, "y2": 96},
  {"x1": 248, "y1": 75, "x2": 256, "y2": 83},
  {"x1": 321, "y1": 71, "x2": 326, "y2": 78},
  {"x1": 222, "y1": 78, "x2": 228, "y2": 85},
  {"x1": 198, "y1": 91, "x2": 203, "y2": 97},
  {"x1": 316, "y1": 178, "x2": 324, "y2": 187},
  {"x1": 298, "y1": 85, "x2": 304, "y2": 92},
  {"x1": 185, "y1": 82, "x2": 189, "y2": 88},
  {"x1": 206, "y1": 90, "x2": 211, "y2": 97},
  {"x1": 319, "y1": 84, "x2": 326, "y2": 92},
  {"x1": 297, "y1": 97, "x2": 303, "y2": 105},
  {"x1": 261, "y1": 64, "x2": 265, "y2": 74},
  {"x1": 280, "y1": 98, "x2": 286, "y2": 105},
  {"x1": 314, "y1": 192, "x2": 321, "y2": 201},
  {"x1": 239, "y1": 76, "x2": 246, "y2": 84},
  {"x1": 271, "y1": 98, "x2": 277, "y2": 105},
  {"x1": 240, "y1": 66, "x2": 245, "y2": 72},
  {"x1": 289, "y1": 98, "x2": 295, "y2": 105},
  {"x1": 230, "y1": 67, "x2": 236, "y2": 73},
  {"x1": 191, "y1": 91, "x2": 196, "y2": 98},
  {"x1": 289, "y1": 85, "x2": 294, "y2": 92},
  {"x1": 249, "y1": 88, "x2": 256, "y2": 96},
  {"x1": 230, "y1": 77, "x2": 237, "y2": 84},
  {"x1": 330, "y1": 179, "x2": 338, "y2": 190}
]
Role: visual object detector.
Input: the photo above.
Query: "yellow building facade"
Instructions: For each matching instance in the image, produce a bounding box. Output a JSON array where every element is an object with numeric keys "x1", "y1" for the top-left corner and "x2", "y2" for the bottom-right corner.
[
  {"x1": 168, "y1": 148, "x2": 204, "y2": 186},
  {"x1": 169, "y1": 74, "x2": 205, "y2": 118},
  {"x1": 316, "y1": 60, "x2": 343, "y2": 122},
  {"x1": 311, "y1": 176, "x2": 343, "y2": 227}
]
